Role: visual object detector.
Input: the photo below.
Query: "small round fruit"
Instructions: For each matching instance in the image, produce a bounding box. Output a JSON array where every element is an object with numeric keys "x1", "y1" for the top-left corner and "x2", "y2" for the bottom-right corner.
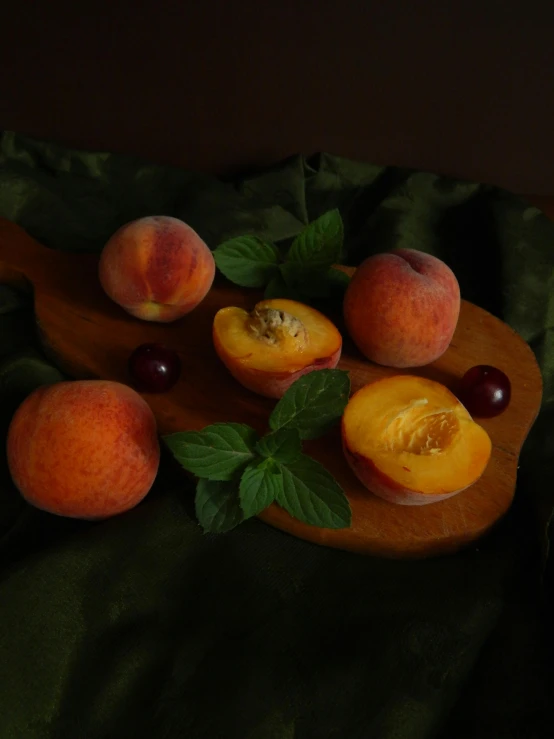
[
  {"x1": 458, "y1": 365, "x2": 511, "y2": 418},
  {"x1": 128, "y1": 343, "x2": 181, "y2": 393}
]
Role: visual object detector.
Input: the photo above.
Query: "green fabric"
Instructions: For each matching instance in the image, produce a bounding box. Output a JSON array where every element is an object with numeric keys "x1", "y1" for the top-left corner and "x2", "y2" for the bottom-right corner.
[{"x1": 0, "y1": 130, "x2": 553, "y2": 739}]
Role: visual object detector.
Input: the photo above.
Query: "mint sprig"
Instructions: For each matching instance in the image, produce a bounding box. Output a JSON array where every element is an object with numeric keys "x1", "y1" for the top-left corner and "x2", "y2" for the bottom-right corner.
[
  {"x1": 255, "y1": 427, "x2": 302, "y2": 464},
  {"x1": 269, "y1": 369, "x2": 351, "y2": 440},
  {"x1": 239, "y1": 458, "x2": 283, "y2": 519},
  {"x1": 277, "y1": 454, "x2": 351, "y2": 529},
  {"x1": 286, "y1": 209, "x2": 344, "y2": 269},
  {"x1": 212, "y1": 209, "x2": 350, "y2": 302},
  {"x1": 164, "y1": 423, "x2": 258, "y2": 481},
  {"x1": 195, "y1": 478, "x2": 244, "y2": 533},
  {"x1": 213, "y1": 236, "x2": 280, "y2": 288},
  {"x1": 164, "y1": 369, "x2": 352, "y2": 534}
]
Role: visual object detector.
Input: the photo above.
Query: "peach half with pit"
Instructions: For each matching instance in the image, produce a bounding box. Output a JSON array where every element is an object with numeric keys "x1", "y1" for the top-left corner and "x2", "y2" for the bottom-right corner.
[
  {"x1": 212, "y1": 298, "x2": 342, "y2": 398},
  {"x1": 341, "y1": 375, "x2": 491, "y2": 505}
]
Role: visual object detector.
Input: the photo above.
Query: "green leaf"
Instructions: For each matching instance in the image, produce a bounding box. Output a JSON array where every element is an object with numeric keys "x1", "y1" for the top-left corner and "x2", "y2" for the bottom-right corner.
[
  {"x1": 255, "y1": 427, "x2": 302, "y2": 464},
  {"x1": 213, "y1": 236, "x2": 280, "y2": 287},
  {"x1": 279, "y1": 263, "x2": 328, "y2": 297},
  {"x1": 164, "y1": 423, "x2": 258, "y2": 481},
  {"x1": 286, "y1": 209, "x2": 344, "y2": 269},
  {"x1": 239, "y1": 458, "x2": 283, "y2": 518},
  {"x1": 276, "y1": 454, "x2": 351, "y2": 529},
  {"x1": 195, "y1": 478, "x2": 244, "y2": 533},
  {"x1": 269, "y1": 369, "x2": 351, "y2": 440},
  {"x1": 280, "y1": 264, "x2": 350, "y2": 300},
  {"x1": 263, "y1": 272, "x2": 299, "y2": 300},
  {"x1": 326, "y1": 267, "x2": 351, "y2": 295}
]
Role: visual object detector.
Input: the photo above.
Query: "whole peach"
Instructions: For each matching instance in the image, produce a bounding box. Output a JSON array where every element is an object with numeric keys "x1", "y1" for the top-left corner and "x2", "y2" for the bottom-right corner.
[
  {"x1": 99, "y1": 215, "x2": 215, "y2": 322},
  {"x1": 343, "y1": 248, "x2": 460, "y2": 368},
  {"x1": 7, "y1": 380, "x2": 160, "y2": 519}
]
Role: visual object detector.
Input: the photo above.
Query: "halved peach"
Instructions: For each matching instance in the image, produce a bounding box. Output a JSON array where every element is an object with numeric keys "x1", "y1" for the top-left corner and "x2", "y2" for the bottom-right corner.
[
  {"x1": 213, "y1": 298, "x2": 342, "y2": 398},
  {"x1": 341, "y1": 375, "x2": 492, "y2": 505}
]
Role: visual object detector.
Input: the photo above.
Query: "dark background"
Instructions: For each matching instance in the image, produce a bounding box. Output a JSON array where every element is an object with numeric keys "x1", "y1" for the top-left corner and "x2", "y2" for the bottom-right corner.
[{"x1": 2, "y1": 0, "x2": 554, "y2": 193}]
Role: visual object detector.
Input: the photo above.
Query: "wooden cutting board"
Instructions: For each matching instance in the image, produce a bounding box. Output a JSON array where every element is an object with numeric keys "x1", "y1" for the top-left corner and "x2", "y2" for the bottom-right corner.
[{"x1": 0, "y1": 217, "x2": 543, "y2": 558}]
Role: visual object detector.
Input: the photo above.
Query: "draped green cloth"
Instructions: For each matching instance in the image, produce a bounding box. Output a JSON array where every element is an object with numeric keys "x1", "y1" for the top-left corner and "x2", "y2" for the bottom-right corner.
[{"x1": 0, "y1": 131, "x2": 553, "y2": 739}]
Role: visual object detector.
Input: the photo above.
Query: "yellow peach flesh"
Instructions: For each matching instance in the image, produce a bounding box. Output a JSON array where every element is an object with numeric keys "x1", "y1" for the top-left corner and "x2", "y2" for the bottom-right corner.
[
  {"x1": 342, "y1": 375, "x2": 492, "y2": 502},
  {"x1": 213, "y1": 299, "x2": 341, "y2": 373}
]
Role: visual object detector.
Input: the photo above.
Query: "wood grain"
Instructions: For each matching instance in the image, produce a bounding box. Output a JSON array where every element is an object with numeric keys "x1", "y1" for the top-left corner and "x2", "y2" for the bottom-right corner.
[{"x1": 0, "y1": 217, "x2": 543, "y2": 558}]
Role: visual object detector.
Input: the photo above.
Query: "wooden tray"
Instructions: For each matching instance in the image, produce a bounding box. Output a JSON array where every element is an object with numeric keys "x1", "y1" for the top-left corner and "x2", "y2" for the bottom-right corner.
[{"x1": 0, "y1": 218, "x2": 543, "y2": 558}]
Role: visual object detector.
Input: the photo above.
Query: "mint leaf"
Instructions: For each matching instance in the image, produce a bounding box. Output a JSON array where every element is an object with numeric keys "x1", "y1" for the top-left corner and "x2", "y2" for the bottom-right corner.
[
  {"x1": 214, "y1": 236, "x2": 280, "y2": 287},
  {"x1": 239, "y1": 458, "x2": 283, "y2": 518},
  {"x1": 264, "y1": 272, "x2": 298, "y2": 300},
  {"x1": 326, "y1": 267, "x2": 351, "y2": 295},
  {"x1": 280, "y1": 264, "x2": 349, "y2": 300},
  {"x1": 255, "y1": 427, "x2": 301, "y2": 464},
  {"x1": 279, "y1": 263, "x2": 328, "y2": 297},
  {"x1": 164, "y1": 423, "x2": 258, "y2": 481},
  {"x1": 195, "y1": 478, "x2": 244, "y2": 533},
  {"x1": 269, "y1": 369, "x2": 351, "y2": 440},
  {"x1": 276, "y1": 454, "x2": 351, "y2": 529},
  {"x1": 286, "y1": 209, "x2": 344, "y2": 269}
]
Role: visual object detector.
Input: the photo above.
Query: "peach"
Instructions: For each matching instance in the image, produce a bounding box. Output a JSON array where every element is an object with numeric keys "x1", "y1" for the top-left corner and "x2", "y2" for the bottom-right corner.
[
  {"x1": 343, "y1": 248, "x2": 460, "y2": 368},
  {"x1": 7, "y1": 380, "x2": 160, "y2": 519},
  {"x1": 212, "y1": 298, "x2": 342, "y2": 398},
  {"x1": 99, "y1": 215, "x2": 215, "y2": 322},
  {"x1": 341, "y1": 375, "x2": 491, "y2": 505}
]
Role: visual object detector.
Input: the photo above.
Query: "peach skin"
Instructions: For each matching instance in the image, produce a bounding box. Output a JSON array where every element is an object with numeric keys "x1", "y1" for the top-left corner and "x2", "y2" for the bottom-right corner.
[
  {"x1": 99, "y1": 215, "x2": 215, "y2": 322},
  {"x1": 7, "y1": 380, "x2": 160, "y2": 519},
  {"x1": 343, "y1": 248, "x2": 460, "y2": 368},
  {"x1": 341, "y1": 375, "x2": 491, "y2": 505},
  {"x1": 213, "y1": 298, "x2": 342, "y2": 398}
]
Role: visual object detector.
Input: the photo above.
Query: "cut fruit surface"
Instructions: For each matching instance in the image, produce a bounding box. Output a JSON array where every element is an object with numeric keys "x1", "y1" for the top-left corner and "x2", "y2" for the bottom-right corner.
[
  {"x1": 342, "y1": 375, "x2": 492, "y2": 505},
  {"x1": 213, "y1": 298, "x2": 342, "y2": 398}
]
